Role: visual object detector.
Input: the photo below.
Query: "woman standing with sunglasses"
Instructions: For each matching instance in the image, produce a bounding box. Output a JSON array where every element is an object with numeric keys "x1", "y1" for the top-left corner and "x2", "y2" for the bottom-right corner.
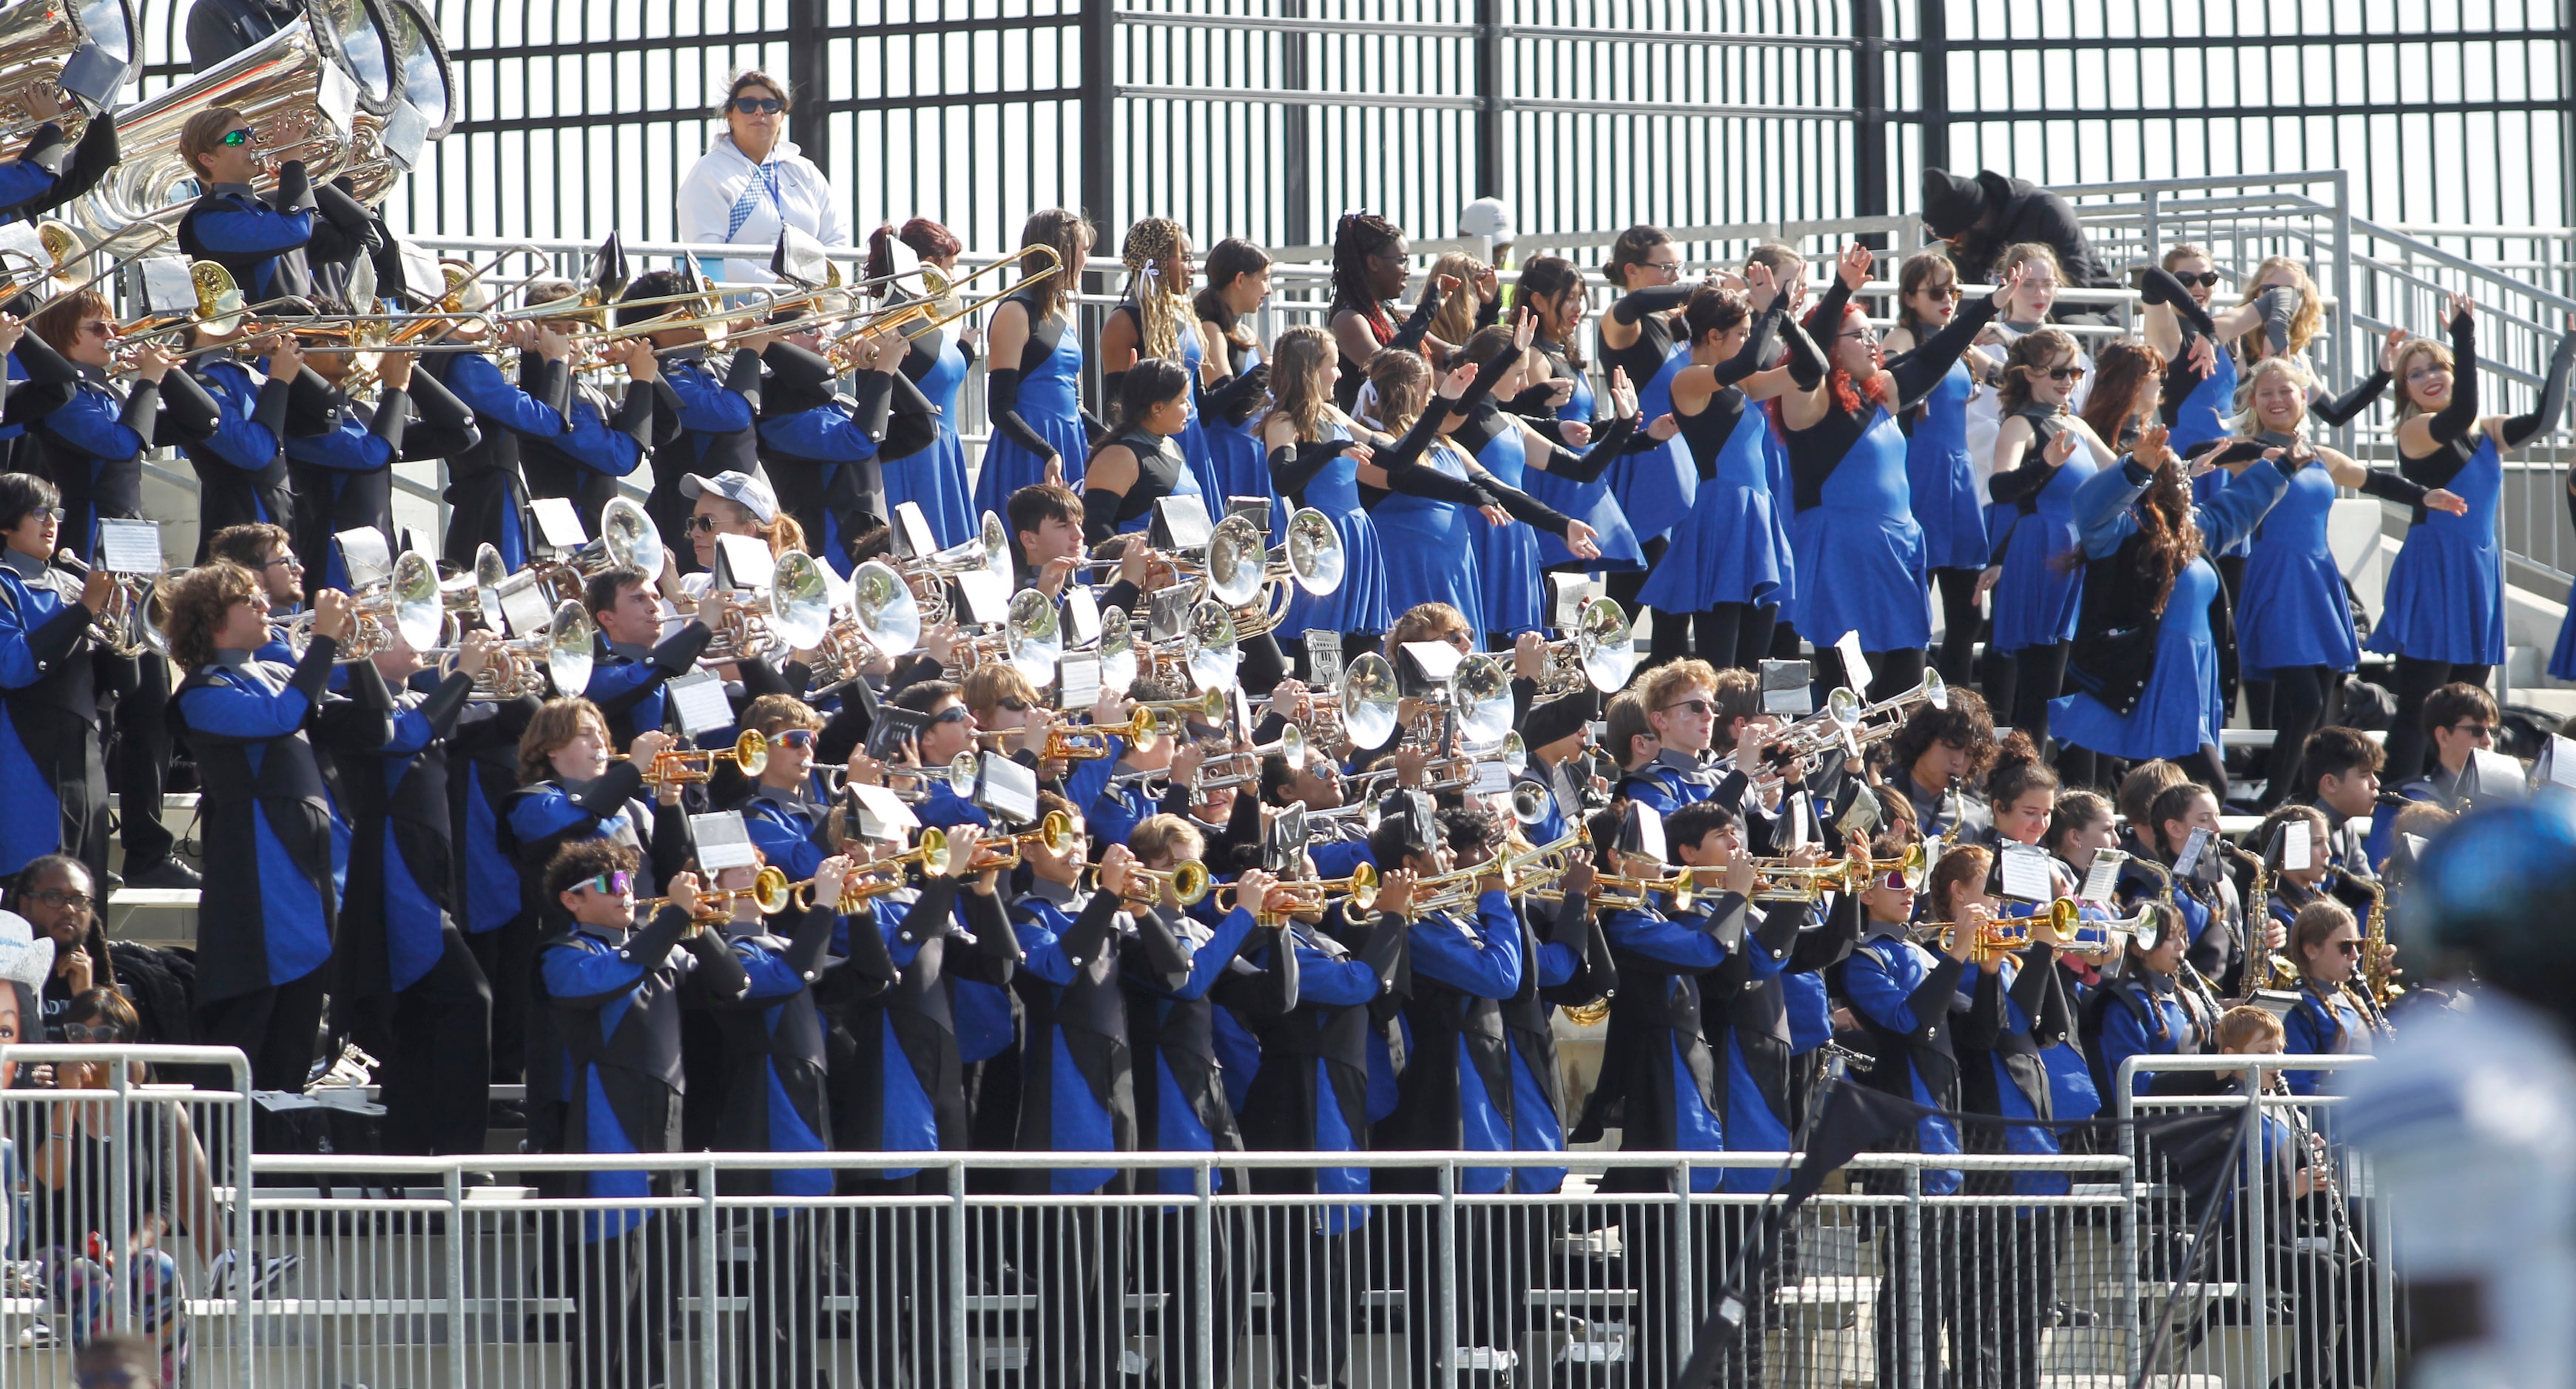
[
  {"x1": 675, "y1": 70, "x2": 850, "y2": 289},
  {"x1": 1886, "y1": 249, "x2": 2001, "y2": 691},
  {"x1": 1984, "y1": 328, "x2": 2115, "y2": 780}
]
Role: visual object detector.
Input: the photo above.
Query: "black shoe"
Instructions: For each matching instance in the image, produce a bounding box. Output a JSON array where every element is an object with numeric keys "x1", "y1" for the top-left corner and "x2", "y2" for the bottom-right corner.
[{"x1": 122, "y1": 856, "x2": 203, "y2": 889}]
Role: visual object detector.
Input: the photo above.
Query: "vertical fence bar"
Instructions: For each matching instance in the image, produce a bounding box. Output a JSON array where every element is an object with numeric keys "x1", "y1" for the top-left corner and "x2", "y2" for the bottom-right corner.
[
  {"x1": 1193, "y1": 1160, "x2": 1215, "y2": 1389},
  {"x1": 698, "y1": 1160, "x2": 721, "y2": 1389},
  {"x1": 446, "y1": 1166, "x2": 468, "y2": 1389},
  {"x1": 1437, "y1": 1161, "x2": 1459, "y2": 1385},
  {"x1": 946, "y1": 1160, "x2": 971, "y2": 1385},
  {"x1": 1904, "y1": 1162, "x2": 1924, "y2": 1389}
]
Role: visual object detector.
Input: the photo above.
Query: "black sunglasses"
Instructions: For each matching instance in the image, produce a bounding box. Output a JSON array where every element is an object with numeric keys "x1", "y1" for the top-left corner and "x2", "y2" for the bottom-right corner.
[
  {"x1": 730, "y1": 96, "x2": 786, "y2": 115},
  {"x1": 2044, "y1": 365, "x2": 2088, "y2": 382},
  {"x1": 2174, "y1": 271, "x2": 2222, "y2": 288},
  {"x1": 930, "y1": 706, "x2": 973, "y2": 726},
  {"x1": 684, "y1": 514, "x2": 722, "y2": 533}
]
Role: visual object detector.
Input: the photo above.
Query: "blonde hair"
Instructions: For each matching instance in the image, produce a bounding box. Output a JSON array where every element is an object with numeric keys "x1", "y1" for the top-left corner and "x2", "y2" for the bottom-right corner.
[
  {"x1": 1120, "y1": 217, "x2": 1195, "y2": 365},
  {"x1": 1994, "y1": 242, "x2": 2065, "y2": 317},
  {"x1": 960, "y1": 663, "x2": 1039, "y2": 717},
  {"x1": 2237, "y1": 257, "x2": 2324, "y2": 357},
  {"x1": 2160, "y1": 242, "x2": 2214, "y2": 273},
  {"x1": 2392, "y1": 336, "x2": 2456, "y2": 420},
  {"x1": 741, "y1": 694, "x2": 823, "y2": 735},
  {"x1": 1426, "y1": 251, "x2": 1490, "y2": 348},
  {"x1": 1130, "y1": 813, "x2": 1204, "y2": 868},
  {"x1": 2232, "y1": 354, "x2": 2316, "y2": 436},
  {"x1": 1267, "y1": 325, "x2": 1336, "y2": 442},
  {"x1": 1366, "y1": 348, "x2": 1433, "y2": 433}
]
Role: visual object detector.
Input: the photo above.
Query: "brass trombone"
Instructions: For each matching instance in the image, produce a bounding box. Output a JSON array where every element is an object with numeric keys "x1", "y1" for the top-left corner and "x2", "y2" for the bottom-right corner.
[{"x1": 815, "y1": 244, "x2": 1062, "y2": 348}]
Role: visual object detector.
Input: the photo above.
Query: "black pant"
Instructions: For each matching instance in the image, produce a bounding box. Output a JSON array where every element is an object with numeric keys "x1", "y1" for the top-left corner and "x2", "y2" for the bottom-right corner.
[
  {"x1": 195, "y1": 967, "x2": 328, "y2": 1153},
  {"x1": 1931, "y1": 567, "x2": 1983, "y2": 689},
  {"x1": 377, "y1": 926, "x2": 493, "y2": 1157},
  {"x1": 731, "y1": 1209, "x2": 825, "y2": 1388},
  {"x1": 1612, "y1": 537, "x2": 1683, "y2": 669},
  {"x1": 1987, "y1": 641, "x2": 2071, "y2": 747},
  {"x1": 467, "y1": 913, "x2": 538, "y2": 1084},
  {"x1": 1249, "y1": 1167, "x2": 1361, "y2": 1389},
  {"x1": 2384, "y1": 655, "x2": 2491, "y2": 786},
  {"x1": 109, "y1": 652, "x2": 174, "y2": 865},
  {"x1": 843, "y1": 1171, "x2": 956, "y2": 1388},
  {"x1": 2213, "y1": 552, "x2": 2248, "y2": 718},
  {"x1": 1684, "y1": 601, "x2": 1780, "y2": 674},
  {"x1": 1873, "y1": 1205, "x2": 1973, "y2": 1389},
  {"x1": 568, "y1": 1214, "x2": 677, "y2": 1389},
  {"x1": 2259, "y1": 665, "x2": 2338, "y2": 811},
  {"x1": 1818, "y1": 646, "x2": 1929, "y2": 709}
]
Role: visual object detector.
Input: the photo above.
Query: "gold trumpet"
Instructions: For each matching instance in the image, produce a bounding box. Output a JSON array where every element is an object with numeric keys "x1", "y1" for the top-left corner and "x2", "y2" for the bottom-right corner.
[
  {"x1": 1220, "y1": 862, "x2": 1381, "y2": 922},
  {"x1": 1090, "y1": 859, "x2": 1212, "y2": 909},
  {"x1": 1910, "y1": 913, "x2": 2033, "y2": 957},
  {"x1": 803, "y1": 829, "x2": 958, "y2": 911},
  {"x1": 622, "y1": 729, "x2": 769, "y2": 787},
  {"x1": 638, "y1": 865, "x2": 796, "y2": 926},
  {"x1": 962, "y1": 811, "x2": 1078, "y2": 872},
  {"x1": 1747, "y1": 843, "x2": 1929, "y2": 901}
]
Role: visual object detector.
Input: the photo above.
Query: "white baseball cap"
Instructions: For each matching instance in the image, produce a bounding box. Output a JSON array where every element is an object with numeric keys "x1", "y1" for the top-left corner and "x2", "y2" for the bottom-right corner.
[
  {"x1": 1457, "y1": 197, "x2": 1515, "y2": 248},
  {"x1": 680, "y1": 470, "x2": 779, "y2": 524}
]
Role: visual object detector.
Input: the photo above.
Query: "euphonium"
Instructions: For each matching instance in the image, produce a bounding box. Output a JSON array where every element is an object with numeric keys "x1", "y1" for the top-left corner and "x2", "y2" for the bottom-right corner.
[
  {"x1": 288, "y1": 549, "x2": 442, "y2": 661},
  {"x1": 807, "y1": 560, "x2": 923, "y2": 696},
  {"x1": 1534, "y1": 596, "x2": 1639, "y2": 696},
  {"x1": 73, "y1": 16, "x2": 378, "y2": 237},
  {"x1": 0, "y1": 0, "x2": 134, "y2": 144},
  {"x1": 701, "y1": 550, "x2": 834, "y2": 663}
]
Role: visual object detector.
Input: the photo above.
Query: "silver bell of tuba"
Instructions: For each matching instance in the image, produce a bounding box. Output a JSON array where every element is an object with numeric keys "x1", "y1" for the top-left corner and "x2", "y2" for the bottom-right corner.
[{"x1": 0, "y1": 0, "x2": 137, "y2": 144}]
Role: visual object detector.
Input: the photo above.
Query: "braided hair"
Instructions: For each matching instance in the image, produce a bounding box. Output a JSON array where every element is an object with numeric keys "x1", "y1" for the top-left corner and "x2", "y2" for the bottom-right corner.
[
  {"x1": 1331, "y1": 212, "x2": 1403, "y2": 334},
  {"x1": 1120, "y1": 216, "x2": 1194, "y2": 364}
]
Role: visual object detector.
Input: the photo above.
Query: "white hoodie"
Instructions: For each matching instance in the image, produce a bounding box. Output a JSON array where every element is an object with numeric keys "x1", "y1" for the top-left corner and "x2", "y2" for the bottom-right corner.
[{"x1": 674, "y1": 132, "x2": 852, "y2": 287}]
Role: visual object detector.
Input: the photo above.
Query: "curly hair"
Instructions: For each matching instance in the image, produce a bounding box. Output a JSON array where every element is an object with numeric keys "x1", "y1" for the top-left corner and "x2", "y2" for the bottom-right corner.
[
  {"x1": 1884, "y1": 686, "x2": 1997, "y2": 783},
  {"x1": 1017, "y1": 208, "x2": 1093, "y2": 322},
  {"x1": 1120, "y1": 216, "x2": 1195, "y2": 365},
  {"x1": 2132, "y1": 456, "x2": 2205, "y2": 616},
  {"x1": 1986, "y1": 730, "x2": 2059, "y2": 811},
  {"x1": 2080, "y1": 338, "x2": 2166, "y2": 447},
  {"x1": 1329, "y1": 211, "x2": 1404, "y2": 331},
  {"x1": 2236, "y1": 257, "x2": 2324, "y2": 359},
  {"x1": 161, "y1": 561, "x2": 261, "y2": 673},
  {"x1": 1997, "y1": 327, "x2": 2083, "y2": 416}
]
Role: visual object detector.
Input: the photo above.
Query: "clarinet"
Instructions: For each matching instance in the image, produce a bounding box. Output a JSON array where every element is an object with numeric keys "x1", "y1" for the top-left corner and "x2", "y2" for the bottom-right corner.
[{"x1": 2265, "y1": 1067, "x2": 2369, "y2": 1263}]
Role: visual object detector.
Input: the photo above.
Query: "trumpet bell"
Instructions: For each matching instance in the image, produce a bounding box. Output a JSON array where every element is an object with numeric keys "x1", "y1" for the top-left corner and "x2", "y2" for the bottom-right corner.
[
  {"x1": 1452, "y1": 654, "x2": 1514, "y2": 746},
  {"x1": 546, "y1": 599, "x2": 596, "y2": 694},
  {"x1": 1923, "y1": 669, "x2": 1949, "y2": 711},
  {"x1": 947, "y1": 749, "x2": 980, "y2": 797},
  {"x1": 1345, "y1": 861, "x2": 1380, "y2": 913},
  {"x1": 917, "y1": 826, "x2": 952, "y2": 877},
  {"x1": 768, "y1": 551, "x2": 834, "y2": 651},
  {"x1": 1285, "y1": 507, "x2": 1345, "y2": 596},
  {"x1": 732, "y1": 728, "x2": 770, "y2": 777},
  {"x1": 1339, "y1": 653, "x2": 1402, "y2": 749},
  {"x1": 849, "y1": 560, "x2": 922, "y2": 657},
  {"x1": 1827, "y1": 686, "x2": 1864, "y2": 730},
  {"x1": 750, "y1": 865, "x2": 795, "y2": 915},
  {"x1": 1186, "y1": 601, "x2": 1241, "y2": 693},
  {"x1": 601, "y1": 496, "x2": 663, "y2": 577},
  {"x1": 1509, "y1": 782, "x2": 1550, "y2": 825},
  {"x1": 1167, "y1": 861, "x2": 1211, "y2": 908}
]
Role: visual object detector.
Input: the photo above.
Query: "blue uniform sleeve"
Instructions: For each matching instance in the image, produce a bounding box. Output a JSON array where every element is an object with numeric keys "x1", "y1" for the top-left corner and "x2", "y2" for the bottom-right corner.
[
  {"x1": 1293, "y1": 939, "x2": 1387, "y2": 1007},
  {"x1": 2097, "y1": 1000, "x2": 2162, "y2": 1095},
  {"x1": 284, "y1": 415, "x2": 395, "y2": 470},
  {"x1": 38, "y1": 390, "x2": 146, "y2": 463},
  {"x1": 0, "y1": 579, "x2": 72, "y2": 689},
  {"x1": 1532, "y1": 936, "x2": 1580, "y2": 989},
  {"x1": 1600, "y1": 905, "x2": 1733, "y2": 970},
  {"x1": 761, "y1": 405, "x2": 881, "y2": 463},
  {"x1": 2194, "y1": 456, "x2": 2293, "y2": 555},
  {"x1": 1843, "y1": 943, "x2": 1929, "y2": 1035},
  {"x1": 1160, "y1": 906, "x2": 1261, "y2": 1001},
  {"x1": 662, "y1": 355, "x2": 758, "y2": 433},
  {"x1": 1616, "y1": 770, "x2": 1682, "y2": 818},
  {"x1": 188, "y1": 364, "x2": 283, "y2": 471},
  {"x1": 2073, "y1": 458, "x2": 2150, "y2": 559},
  {"x1": 1011, "y1": 904, "x2": 1085, "y2": 987},
  {"x1": 177, "y1": 669, "x2": 311, "y2": 740},
  {"x1": 507, "y1": 785, "x2": 599, "y2": 845},
  {"x1": 744, "y1": 802, "x2": 826, "y2": 879},
  {"x1": 731, "y1": 939, "x2": 811, "y2": 1001},
  {"x1": 556, "y1": 397, "x2": 644, "y2": 476},
  {"x1": 445, "y1": 353, "x2": 567, "y2": 439},
  {"x1": 1086, "y1": 783, "x2": 1146, "y2": 848},
  {"x1": 0, "y1": 160, "x2": 55, "y2": 209},
  {"x1": 1405, "y1": 890, "x2": 1523, "y2": 998},
  {"x1": 190, "y1": 203, "x2": 314, "y2": 256},
  {"x1": 381, "y1": 705, "x2": 439, "y2": 757}
]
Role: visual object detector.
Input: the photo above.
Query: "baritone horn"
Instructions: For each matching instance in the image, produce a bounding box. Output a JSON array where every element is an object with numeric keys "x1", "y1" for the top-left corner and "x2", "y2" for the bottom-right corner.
[{"x1": 288, "y1": 549, "x2": 442, "y2": 661}]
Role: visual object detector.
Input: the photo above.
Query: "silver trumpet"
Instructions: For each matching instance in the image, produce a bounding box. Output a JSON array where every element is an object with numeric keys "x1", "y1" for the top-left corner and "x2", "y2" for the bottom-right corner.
[
  {"x1": 807, "y1": 560, "x2": 925, "y2": 696},
  {"x1": 289, "y1": 550, "x2": 443, "y2": 662},
  {"x1": 425, "y1": 598, "x2": 597, "y2": 697}
]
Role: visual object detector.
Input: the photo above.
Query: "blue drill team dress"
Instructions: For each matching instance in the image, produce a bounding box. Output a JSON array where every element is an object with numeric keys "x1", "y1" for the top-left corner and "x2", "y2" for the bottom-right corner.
[
  {"x1": 884, "y1": 326, "x2": 978, "y2": 550},
  {"x1": 1275, "y1": 424, "x2": 1392, "y2": 638},
  {"x1": 2237, "y1": 439, "x2": 2362, "y2": 675},
  {"x1": 971, "y1": 291, "x2": 1092, "y2": 516},
  {"x1": 1603, "y1": 345, "x2": 1700, "y2": 547},
  {"x1": 2369, "y1": 433, "x2": 2505, "y2": 666},
  {"x1": 1372, "y1": 438, "x2": 1490, "y2": 636},
  {"x1": 1908, "y1": 357, "x2": 1989, "y2": 571}
]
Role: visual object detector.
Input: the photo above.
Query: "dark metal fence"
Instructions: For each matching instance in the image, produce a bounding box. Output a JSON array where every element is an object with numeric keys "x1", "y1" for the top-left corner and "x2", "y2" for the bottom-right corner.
[{"x1": 121, "y1": 0, "x2": 2575, "y2": 254}]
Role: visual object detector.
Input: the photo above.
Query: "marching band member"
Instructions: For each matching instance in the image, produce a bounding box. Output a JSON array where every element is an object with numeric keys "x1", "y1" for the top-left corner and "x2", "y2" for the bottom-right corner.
[
  {"x1": 2394, "y1": 681, "x2": 2498, "y2": 811},
  {"x1": 2084, "y1": 884, "x2": 2223, "y2": 1098},
  {"x1": 2372, "y1": 298, "x2": 2575, "y2": 785},
  {"x1": 176, "y1": 325, "x2": 297, "y2": 558},
  {"x1": 1367, "y1": 796, "x2": 1525, "y2": 1385},
  {"x1": 334, "y1": 625, "x2": 499, "y2": 1157},
  {"x1": 700, "y1": 845, "x2": 848, "y2": 1389},
  {"x1": 422, "y1": 314, "x2": 573, "y2": 572},
  {"x1": 580, "y1": 564, "x2": 715, "y2": 752},
  {"x1": 174, "y1": 107, "x2": 316, "y2": 303},
  {"x1": 1616, "y1": 658, "x2": 1726, "y2": 815},
  {"x1": 2297, "y1": 726, "x2": 2385, "y2": 886},
  {"x1": 758, "y1": 331, "x2": 935, "y2": 573},
  {"x1": 971, "y1": 208, "x2": 1097, "y2": 516},
  {"x1": 869, "y1": 220, "x2": 980, "y2": 549},
  {"x1": 1933, "y1": 842, "x2": 2076, "y2": 1389},
  {"x1": 163, "y1": 566, "x2": 371, "y2": 1146},
  {"x1": 2279, "y1": 898, "x2": 2384, "y2": 1095},
  {"x1": 2252, "y1": 801, "x2": 2336, "y2": 928},
  {"x1": 513, "y1": 280, "x2": 660, "y2": 526},
  {"x1": 679, "y1": 467, "x2": 805, "y2": 575},
  {"x1": 0, "y1": 475, "x2": 118, "y2": 885},
  {"x1": 613, "y1": 271, "x2": 764, "y2": 564},
  {"x1": 283, "y1": 338, "x2": 480, "y2": 594},
  {"x1": 536, "y1": 838, "x2": 749, "y2": 1389}
]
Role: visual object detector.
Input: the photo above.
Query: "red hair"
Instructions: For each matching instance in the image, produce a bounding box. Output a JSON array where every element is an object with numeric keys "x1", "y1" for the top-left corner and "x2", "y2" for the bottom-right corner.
[{"x1": 1770, "y1": 301, "x2": 1889, "y2": 431}]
